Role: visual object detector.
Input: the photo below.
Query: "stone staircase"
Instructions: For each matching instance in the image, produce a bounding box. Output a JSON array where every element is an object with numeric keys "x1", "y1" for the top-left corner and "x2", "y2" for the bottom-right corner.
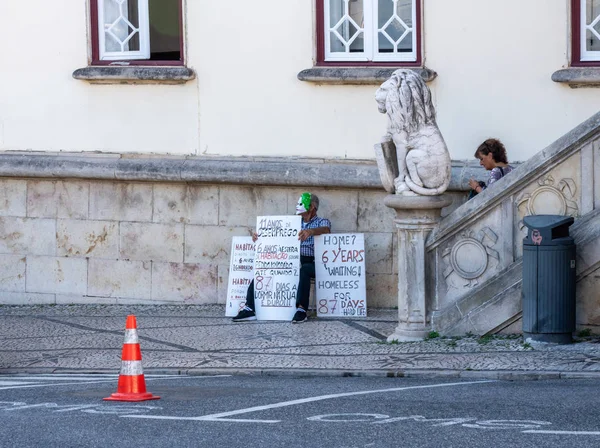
[{"x1": 426, "y1": 111, "x2": 600, "y2": 335}]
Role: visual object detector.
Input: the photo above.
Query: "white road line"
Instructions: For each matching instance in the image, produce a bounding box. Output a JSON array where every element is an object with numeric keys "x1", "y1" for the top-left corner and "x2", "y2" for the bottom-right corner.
[
  {"x1": 523, "y1": 430, "x2": 600, "y2": 436},
  {"x1": 0, "y1": 374, "x2": 175, "y2": 381},
  {"x1": 0, "y1": 381, "x2": 36, "y2": 387},
  {"x1": 0, "y1": 375, "x2": 230, "y2": 391},
  {"x1": 125, "y1": 380, "x2": 495, "y2": 424},
  {"x1": 0, "y1": 376, "x2": 118, "y2": 382},
  {"x1": 0, "y1": 379, "x2": 119, "y2": 390}
]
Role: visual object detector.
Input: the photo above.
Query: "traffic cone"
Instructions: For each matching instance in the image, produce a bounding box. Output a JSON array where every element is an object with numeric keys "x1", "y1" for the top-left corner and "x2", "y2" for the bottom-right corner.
[{"x1": 104, "y1": 315, "x2": 160, "y2": 402}]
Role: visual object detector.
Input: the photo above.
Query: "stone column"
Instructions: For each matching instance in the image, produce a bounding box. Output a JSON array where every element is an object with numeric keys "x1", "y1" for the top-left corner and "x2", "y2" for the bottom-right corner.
[{"x1": 384, "y1": 194, "x2": 453, "y2": 342}]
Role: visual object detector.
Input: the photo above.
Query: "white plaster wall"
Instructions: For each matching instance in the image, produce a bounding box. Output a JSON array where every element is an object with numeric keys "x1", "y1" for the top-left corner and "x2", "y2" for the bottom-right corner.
[
  {"x1": 190, "y1": 0, "x2": 384, "y2": 159},
  {"x1": 1, "y1": 0, "x2": 600, "y2": 161},
  {"x1": 425, "y1": 0, "x2": 600, "y2": 162},
  {"x1": 0, "y1": 0, "x2": 199, "y2": 154}
]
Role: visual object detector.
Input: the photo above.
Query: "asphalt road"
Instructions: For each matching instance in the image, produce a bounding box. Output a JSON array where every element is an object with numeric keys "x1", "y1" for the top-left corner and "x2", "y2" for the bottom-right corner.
[{"x1": 0, "y1": 374, "x2": 599, "y2": 448}]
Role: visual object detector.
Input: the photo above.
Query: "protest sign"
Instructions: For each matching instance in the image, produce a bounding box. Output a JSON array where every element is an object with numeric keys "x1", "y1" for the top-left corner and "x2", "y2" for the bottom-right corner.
[
  {"x1": 314, "y1": 233, "x2": 367, "y2": 318},
  {"x1": 254, "y1": 215, "x2": 301, "y2": 321},
  {"x1": 225, "y1": 236, "x2": 255, "y2": 317}
]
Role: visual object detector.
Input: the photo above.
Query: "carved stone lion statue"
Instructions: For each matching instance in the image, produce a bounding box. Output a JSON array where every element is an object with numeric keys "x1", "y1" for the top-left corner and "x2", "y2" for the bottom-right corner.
[{"x1": 374, "y1": 69, "x2": 451, "y2": 196}]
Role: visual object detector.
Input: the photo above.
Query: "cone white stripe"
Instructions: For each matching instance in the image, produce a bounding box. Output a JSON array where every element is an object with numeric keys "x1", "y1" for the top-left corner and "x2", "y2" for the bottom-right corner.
[
  {"x1": 120, "y1": 361, "x2": 144, "y2": 376},
  {"x1": 123, "y1": 329, "x2": 139, "y2": 344}
]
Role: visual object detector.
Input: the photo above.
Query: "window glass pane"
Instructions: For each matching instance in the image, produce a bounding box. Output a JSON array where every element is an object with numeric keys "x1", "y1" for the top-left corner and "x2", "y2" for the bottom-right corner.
[
  {"x1": 103, "y1": 0, "x2": 141, "y2": 52},
  {"x1": 586, "y1": 0, "x2": 600, "y2": 51},
  {"x1": 348, "y1": 0, "x2": 365, "y2": 52},
  {"x1": 328, "y1": 0, "x2": 364, "y2": 54},
  {"x1": 330, "y1": 0, "x2": 345, "y2": 27},
  {"x1": 378, "y1": 0, "x2": 413, "y2": 53},
  {"x1": 148, "y1": 0, "x2": 181, "y2": 60}
]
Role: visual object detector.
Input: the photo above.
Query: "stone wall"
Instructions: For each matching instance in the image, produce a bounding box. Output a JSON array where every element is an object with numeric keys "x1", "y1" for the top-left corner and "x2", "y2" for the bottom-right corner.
[
  {"x1": 0, "y1": 178, "x2": 404, "y2": 306},
  {"x1": 0, "y1": 153, "x2": 483, "y2": 307}
]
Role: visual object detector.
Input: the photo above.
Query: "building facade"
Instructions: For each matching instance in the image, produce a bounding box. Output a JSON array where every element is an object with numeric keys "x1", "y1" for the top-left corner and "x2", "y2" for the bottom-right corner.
[{"x1": 0, "y1": 1, "x2": 599, "y2": 317}]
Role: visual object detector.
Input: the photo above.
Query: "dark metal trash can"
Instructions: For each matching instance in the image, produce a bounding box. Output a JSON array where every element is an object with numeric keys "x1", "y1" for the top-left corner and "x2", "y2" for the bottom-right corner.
[{"x1": 522, "y1": 215, "x2": 576, "y2": 344}]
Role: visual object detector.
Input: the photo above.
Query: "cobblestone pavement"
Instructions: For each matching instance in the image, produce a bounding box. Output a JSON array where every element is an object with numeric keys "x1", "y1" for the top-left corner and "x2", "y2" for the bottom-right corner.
[{"x1": 2, "y1": 305, "x2": 600, "y2": 379}]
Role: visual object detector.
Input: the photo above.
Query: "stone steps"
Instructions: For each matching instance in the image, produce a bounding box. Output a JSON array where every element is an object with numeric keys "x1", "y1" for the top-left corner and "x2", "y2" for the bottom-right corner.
[
  {"x1": 426, "y1": 110, "x2": 600, "y2": 336},
  {"x1": 432, "y1": 207, "x2": 600, "y2": 336}
]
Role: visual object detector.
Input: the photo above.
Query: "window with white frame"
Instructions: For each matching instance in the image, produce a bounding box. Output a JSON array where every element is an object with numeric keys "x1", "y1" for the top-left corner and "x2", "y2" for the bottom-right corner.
[
  {"x1": 92, "y1": 0, "x2": 183, "y2": 64},
  {"x1": 319, "y1": 0, "x2": 420, "y2": 64},
  {"x1": 580, "y1": 0, "x2": 600, "y2": 62}
]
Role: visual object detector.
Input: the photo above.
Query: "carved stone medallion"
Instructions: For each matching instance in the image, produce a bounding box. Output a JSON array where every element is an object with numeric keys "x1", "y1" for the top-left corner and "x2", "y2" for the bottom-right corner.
[
  {"x1": 442, "y1": 227, "x2": 500, "y2": 289},
  {"x1": 517, "y1": 175, "x2": 578, "y2": 226},
  {"x1": 449, "y1": 238, "x2": 489, "y2": 280}
]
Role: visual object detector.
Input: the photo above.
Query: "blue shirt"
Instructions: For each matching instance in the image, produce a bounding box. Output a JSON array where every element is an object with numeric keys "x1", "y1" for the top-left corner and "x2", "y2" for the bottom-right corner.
[{"x1": 300, "y1": 215, "x2": 331, "y2": 257}]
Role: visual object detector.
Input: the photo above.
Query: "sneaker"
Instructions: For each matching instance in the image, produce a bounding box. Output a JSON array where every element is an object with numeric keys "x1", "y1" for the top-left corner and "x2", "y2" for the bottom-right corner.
[
  {"x1": 232, "y1": 307, "x2": 256, "y2": 322},
  {"x1": 292, "y1": 308, "x2": 307, "y2": 324}
]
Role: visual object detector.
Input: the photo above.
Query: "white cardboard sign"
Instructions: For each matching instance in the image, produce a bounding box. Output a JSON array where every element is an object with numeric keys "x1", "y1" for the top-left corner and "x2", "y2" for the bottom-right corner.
[
  {"x1": 225, "y1": 236, "x2": 256, "y2": 317},
  {"x1": 314, "y1": 233, "x2": 367, "y2": 318},
  {"x1": 254, "y1": 215, "x2": 301, "y2": 321}
]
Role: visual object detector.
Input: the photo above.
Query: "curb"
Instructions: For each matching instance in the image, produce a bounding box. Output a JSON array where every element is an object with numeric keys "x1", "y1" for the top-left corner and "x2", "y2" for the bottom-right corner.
[{"x1": 1, "y1": 367, "x2": 600, "y2": 381}]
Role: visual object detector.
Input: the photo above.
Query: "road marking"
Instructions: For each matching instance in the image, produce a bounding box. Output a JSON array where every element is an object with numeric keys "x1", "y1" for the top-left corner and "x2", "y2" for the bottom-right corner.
[
  {"x1": 0, "y1": 379, "x2": 119, "y2": 391},
  {"x1": 0, "y1": 374, "x2": 175, "y2": 381},
  {"x1": 0, "y1": 375, "x2": 230, "y2": 390},
  {"x1": 308, "y1": 414, "x2": 553, "y2": 430},
  {"x1": 0, "y1": 401, "x2": 162, "y2": 415},
  {"x1": 308, "y1": 413, "x2": 389, "y2": 422},
  {"x1": 523, "y1": 430, "x2": 600, "y2": 436},
  {"x1": 125, "y1": 380, "x2": 495, "y2": 424},
  {"x1": 373, "y1": 416, "x2": 476, "y2": 426},
  {"x1": 0, "y1": 381, "x2": 36, "y2": 386},
  {"x1": 463, "y1": 420, "x2": 551, "y2": 430},
  {"x1": 0, "y1": 376, "x2": 116, "y2": 382}
]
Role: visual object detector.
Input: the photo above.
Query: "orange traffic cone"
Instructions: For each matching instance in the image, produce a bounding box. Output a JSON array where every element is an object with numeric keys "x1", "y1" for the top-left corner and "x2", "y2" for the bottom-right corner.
[{"x1": 104, "y1": 315, "x2": 160, "y2": 402}]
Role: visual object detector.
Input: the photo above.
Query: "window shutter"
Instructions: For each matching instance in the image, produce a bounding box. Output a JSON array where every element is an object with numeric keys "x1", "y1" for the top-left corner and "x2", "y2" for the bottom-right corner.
[{"x1": 98, "y1": 0, "x2": 150, "y2": 61}]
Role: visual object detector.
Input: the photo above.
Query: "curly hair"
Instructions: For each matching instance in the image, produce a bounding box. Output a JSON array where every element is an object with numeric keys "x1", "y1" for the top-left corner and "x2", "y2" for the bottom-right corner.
[{"x1": 475, "y1": 138, "x2": 508, "y2": 164}]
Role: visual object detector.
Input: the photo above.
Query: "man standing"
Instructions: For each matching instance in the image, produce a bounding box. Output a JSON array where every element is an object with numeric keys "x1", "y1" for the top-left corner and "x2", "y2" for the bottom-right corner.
[{"x1": 232, "y1": 192, "x2": 331, "y2": 323}]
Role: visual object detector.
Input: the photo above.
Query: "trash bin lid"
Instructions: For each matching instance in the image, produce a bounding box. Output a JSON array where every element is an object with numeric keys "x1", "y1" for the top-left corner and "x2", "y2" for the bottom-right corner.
[
  {"x1": 523, "y1": 215, "x2": 574, "y2": 246},
  {"x1": 523, "y1": 215, "x2": 574, "y2": 231}
]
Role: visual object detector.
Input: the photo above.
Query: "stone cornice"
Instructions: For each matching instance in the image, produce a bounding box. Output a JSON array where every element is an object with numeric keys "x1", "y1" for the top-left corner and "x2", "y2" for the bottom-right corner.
[
  {"x1": 0, "y1": 152, "x2": 485, "y2": 192},
  {"x1": 72, "y1": 66, "x2": 196, "y2": 84},
  {"x1": 297, "y1": 67, "x2": 437, "y2": 85},
  {"x1": 551, "y1": 68, "x2": 600, "y2": 88}
]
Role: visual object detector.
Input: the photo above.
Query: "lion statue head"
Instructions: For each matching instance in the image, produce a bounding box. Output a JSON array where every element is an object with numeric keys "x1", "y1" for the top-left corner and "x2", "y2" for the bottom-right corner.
[{"x1": 375, "y1": 69, "x2": 436, "y2": 134}]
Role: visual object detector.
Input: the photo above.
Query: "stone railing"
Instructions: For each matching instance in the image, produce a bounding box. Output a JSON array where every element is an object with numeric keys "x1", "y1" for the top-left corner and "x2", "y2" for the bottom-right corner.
[{"x1": 426, "y1": 111, "x2": 600, "y2": 334}]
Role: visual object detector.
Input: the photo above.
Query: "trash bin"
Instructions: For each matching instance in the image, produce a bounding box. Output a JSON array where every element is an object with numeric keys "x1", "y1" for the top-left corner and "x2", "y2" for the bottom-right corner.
[{"x1": 522, "y1": 215, "x2": 576, "y2": 344}]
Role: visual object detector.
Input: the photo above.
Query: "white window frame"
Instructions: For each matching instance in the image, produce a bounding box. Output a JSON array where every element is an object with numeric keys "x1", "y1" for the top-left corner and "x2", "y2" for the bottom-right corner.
[
  {"x1": 98, "y1": 0, "x2": 151, "y2": 61},
  {"x1": 324, "y1": 0, "x2": 417, "y2": 63}
]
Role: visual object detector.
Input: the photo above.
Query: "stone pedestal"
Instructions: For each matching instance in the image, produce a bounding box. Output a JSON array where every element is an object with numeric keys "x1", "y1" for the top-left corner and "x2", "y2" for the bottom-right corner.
[{"x1": 384, "y1": 194, "x2": 453, "y2": 342}]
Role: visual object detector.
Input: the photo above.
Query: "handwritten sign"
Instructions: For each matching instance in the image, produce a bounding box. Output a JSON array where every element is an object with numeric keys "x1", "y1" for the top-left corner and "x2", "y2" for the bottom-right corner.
[
  {"x1": 314, "y1": 233, "x2": 367, "y2": 318},
  {"x1": 254, "y1": 215, "x2": 301, "y2": 321},
  {"x1": 225, "y1": 236, "x2": 256, "y2": 317}
]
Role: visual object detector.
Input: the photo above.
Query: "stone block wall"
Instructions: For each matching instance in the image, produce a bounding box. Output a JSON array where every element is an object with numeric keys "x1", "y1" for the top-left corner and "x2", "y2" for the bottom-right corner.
[{"x1": 0, "y1": 178, "x2": 401, "y2": 306}]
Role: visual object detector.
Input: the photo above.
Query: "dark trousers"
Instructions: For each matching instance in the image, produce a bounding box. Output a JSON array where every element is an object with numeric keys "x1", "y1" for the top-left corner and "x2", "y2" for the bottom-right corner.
[{"x1": 245, "y1": 256, "x2": 315, "y2": 311}]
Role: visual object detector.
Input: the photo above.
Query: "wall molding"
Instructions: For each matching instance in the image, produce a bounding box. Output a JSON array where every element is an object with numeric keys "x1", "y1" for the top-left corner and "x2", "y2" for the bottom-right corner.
[{"x1": 0, "y1": 152, "x2": 485, "y2": 191}]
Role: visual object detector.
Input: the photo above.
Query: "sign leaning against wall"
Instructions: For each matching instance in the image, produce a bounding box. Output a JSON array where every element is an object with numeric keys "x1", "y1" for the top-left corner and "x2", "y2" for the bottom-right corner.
[
  {"x1": 254, "y1": 215, "x2": 302, "y2": 321},
  {"x1": 314, "y1": 233, "x2": 367, "y2": 318},
  {"x1": 225, "y1": 236, "x2": 255, "y2": 317}
]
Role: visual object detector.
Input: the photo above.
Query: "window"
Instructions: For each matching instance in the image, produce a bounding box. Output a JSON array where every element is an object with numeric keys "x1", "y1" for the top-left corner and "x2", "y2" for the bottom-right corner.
[
  {"x1": 316, "y1": 0, "x2": 421, "y2": 65},
  {"x1": 572, "y1": 0, "x2": 600, "y2": 65},
  {"x1": 91, "y1": 0, "x2": 183, "y2": 65}
]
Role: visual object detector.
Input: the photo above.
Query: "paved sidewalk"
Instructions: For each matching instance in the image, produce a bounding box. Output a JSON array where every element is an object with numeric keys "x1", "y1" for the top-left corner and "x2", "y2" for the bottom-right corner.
[{"x1": 1, "y1": 305, "x2": 600, "y2": 380}]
